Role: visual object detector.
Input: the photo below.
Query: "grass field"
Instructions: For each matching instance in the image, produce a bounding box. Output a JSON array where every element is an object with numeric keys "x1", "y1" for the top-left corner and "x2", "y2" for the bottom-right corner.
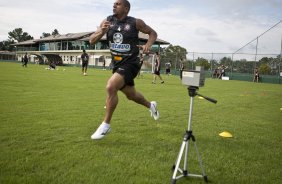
[{"x1": 0, "y1": 61, "x2": 281, "y2": 184}]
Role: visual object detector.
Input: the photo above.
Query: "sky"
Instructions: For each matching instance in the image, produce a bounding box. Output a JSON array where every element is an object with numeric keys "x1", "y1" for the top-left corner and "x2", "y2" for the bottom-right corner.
[{"x1": 0, "y1": 0, "x2": 281, "y2": 54}]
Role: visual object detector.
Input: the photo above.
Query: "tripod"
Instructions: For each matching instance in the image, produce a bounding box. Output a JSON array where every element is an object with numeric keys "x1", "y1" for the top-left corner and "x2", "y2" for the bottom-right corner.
[{"x1": 171, "y1": 86, "x2": 217, "y2": 184}]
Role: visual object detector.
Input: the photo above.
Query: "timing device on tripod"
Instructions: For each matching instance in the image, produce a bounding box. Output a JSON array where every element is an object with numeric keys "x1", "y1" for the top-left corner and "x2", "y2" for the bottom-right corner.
[{"x1": 171, "y1": 66, "x2": 217, "y2": 184}]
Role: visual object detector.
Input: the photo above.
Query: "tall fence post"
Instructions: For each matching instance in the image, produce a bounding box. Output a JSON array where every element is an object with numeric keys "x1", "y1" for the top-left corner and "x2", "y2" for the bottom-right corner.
[
  {"x1": 211, "y1": 52, "x2": 213, "y2": 72},
  {"x1": 279, "y1": 34, "x2": 282, "y2": 84},
  {"x1": 231, "y1": 53, "x2": 234, "y2": 80},
  {"x1": 254, "y1": 37, "x2": 259, "y2": 70},
  {"x1": 192, "y1": 52, "x2": 194, "y2": 69}
]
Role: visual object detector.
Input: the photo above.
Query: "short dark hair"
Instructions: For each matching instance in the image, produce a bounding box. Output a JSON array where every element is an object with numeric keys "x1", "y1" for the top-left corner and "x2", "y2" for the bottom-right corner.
[{"x1": 123, "y1": 0, "x2": 130, "y2": 12}]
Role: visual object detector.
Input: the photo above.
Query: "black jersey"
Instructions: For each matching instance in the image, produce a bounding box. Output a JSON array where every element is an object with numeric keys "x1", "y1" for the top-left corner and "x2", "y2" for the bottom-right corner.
[
  {"x1": 81, "y1": 53, "x2": 89, "y2": 63},
  {"x1": 106, "y1": 15, "x2": 139, "y2": 66}
]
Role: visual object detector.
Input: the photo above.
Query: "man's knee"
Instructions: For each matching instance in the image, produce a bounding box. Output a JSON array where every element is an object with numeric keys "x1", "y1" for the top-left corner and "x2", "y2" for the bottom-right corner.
[{"x1": 106, "y1": 83, "x2": 119, "y2": 94}]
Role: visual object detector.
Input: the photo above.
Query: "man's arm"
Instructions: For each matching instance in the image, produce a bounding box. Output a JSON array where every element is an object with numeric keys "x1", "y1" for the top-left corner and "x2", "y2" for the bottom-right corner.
[
  {"x1": 136, "y1": 19, "x2": 157, "y2": 53},
  {"x1": 89, "y1": 19, "x2": 111, "y2": 45}
]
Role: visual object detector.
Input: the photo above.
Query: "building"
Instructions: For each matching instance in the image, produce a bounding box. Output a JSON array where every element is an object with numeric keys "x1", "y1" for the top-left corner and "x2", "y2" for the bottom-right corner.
[
  {"x1": 12, "y1": 31, "x2": 169, "y2": 67},
  {"x1": 0, "y1": 51, "x2": 16, "y2": 61}
]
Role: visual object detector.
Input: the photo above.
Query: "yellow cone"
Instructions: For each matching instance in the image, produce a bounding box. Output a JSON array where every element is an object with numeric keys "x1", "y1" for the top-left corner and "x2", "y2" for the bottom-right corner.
[
  {"x1": 198, "y1": 97, "x2": 204, "y2": 100},
  {"x1": 280, "y1": 108, "x2": 282, "y2": 111},
  {"x1": 219, "y1": 131, "x2": 233, "y2": 138}
]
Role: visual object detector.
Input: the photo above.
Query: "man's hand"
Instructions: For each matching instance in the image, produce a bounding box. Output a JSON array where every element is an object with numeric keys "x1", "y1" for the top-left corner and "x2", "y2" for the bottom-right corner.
[
  {"x1": 101, "y1": 21, "x2": 111, "y2": 33},
  {"x1": 136, "y1": 19, "x2": 157, "y2": 54},
  {"x1": 137, "y1": 44, "x2": 151, "y2": 54},
  {"x1": 89, "y1": 20, "x2": 110, "y2": 45}
]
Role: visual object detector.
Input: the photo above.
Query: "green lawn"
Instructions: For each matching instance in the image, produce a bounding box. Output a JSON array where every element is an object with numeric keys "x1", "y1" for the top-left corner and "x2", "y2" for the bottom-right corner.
[{"x1": 0, "y1": 61, "x2": 281, "y2": 184}]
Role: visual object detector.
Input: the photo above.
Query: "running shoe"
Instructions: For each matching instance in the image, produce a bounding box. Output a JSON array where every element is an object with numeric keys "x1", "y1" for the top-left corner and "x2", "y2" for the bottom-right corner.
[
  {"x1": 149, "y1": 101, "x2": 160, "y2": 120},
  {"x1": 91, "y1": 123, "x2": 111, "y2": 140}
]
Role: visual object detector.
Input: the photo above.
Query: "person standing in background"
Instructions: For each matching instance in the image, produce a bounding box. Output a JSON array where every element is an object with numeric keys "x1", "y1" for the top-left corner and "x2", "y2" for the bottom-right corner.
[
  {"x1": 165, "y1": 61, "x2": 171, "y2": 75},
  {"x1": 152, "y1": 52, "x2": 164, "y2": 84},
  {"x1": 137, "y1": 53, "x2": 144, "y2": 77},
  {"x1": 179, "y1": 58, "x2": 184, "y2": 79},
  {"x1": 22, "y1": 53, "x2": 28, "y2": 67},
  {"x1": 253, "y1": 67, "x2": 260, "y2": 83},
  {"x1": 81, "y1": 49, "x2": 89, "y2": 76}
]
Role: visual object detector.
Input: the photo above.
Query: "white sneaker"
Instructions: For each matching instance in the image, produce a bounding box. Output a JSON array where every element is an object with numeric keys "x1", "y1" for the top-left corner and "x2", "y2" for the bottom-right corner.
[
  {"x1": 91, "y1": 123, "x2": 111, "y2": 140},
  {"x1": 149, "y1": 101, "x2": 159, "y2": 120},
  {"x1": 83, "y1": 73, "x2": 87, "y2": 76}
]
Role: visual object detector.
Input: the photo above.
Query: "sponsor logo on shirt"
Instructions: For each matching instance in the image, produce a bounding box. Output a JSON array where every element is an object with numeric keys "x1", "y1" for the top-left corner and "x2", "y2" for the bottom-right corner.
[{"x1": 110, "y1": 33, "x2": 130, "y2": 52}]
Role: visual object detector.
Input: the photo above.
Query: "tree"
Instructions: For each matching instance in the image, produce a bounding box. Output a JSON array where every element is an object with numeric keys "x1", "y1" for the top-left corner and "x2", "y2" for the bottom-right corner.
[
  {"x1": 194, "y1": 57, "x2": 210, "y2": 70},
  {"x1": 162, "y1": 44, "x2": 187, "y2": 69},
  {"x1": 41, "y1": 29, "x2": 59, "y2": 38},
  {"x1": 258, "y1": 56, "x2": 280, "y2": 75},
  {"x1": 8, "y1": 28, "x2": 33, "y2": 42},
  {"x1": 0, "y1": 39, "x2": 15, "y2": 51},
  {"x1": 163, "y1": 45, "x2": 187, "y2": 60},
  {"x1": 259, "y1": 57, "x2": 271, "y2": 65},
  {"x1": 52, "y1": 29, "x2": 59, "y2": 36},
  {"x1": 41, "y1": 32, "x2": 51, "y2": 38},
  {"x1": 219, "y1": 57, "x2": 232, "y2": 67},
  {"x1": 232, "y1": 59, "x2": 247, "y2": 72},
  {"x1": 259, "y1": 63, "x2": 271, "y2": 74}
]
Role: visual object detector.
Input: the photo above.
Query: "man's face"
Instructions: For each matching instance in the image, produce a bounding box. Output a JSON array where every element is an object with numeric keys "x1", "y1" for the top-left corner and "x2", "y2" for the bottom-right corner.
[{"x1": 113, "y1": 0, "x2": 127, "y2": 15}]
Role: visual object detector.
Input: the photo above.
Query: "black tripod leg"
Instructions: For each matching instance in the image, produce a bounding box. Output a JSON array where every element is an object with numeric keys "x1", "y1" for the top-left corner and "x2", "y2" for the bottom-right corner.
[
  {"x1": 171, "y1": 165, "x2": 175, "y2": 171},
  {"x1": 204, "y1": 175, "x2": 208, "y2": 183}
]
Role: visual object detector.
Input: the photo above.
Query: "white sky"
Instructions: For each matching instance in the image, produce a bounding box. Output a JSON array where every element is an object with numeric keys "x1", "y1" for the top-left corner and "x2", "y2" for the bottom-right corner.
[{"x1": 0, "y1": 0, "x2": 281, "y2": 53}]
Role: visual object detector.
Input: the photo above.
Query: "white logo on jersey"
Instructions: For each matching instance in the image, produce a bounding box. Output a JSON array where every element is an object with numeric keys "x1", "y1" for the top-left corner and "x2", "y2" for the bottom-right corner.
[
  {"x1": 110, "y1": 33, "x2": 130, "y2": 52},
  {"x1": 113, "y1": 33, "x2": 123, "y2": 44},
  {"x1": 124, "y1": 24, "x2": 130, "y2": 31}
]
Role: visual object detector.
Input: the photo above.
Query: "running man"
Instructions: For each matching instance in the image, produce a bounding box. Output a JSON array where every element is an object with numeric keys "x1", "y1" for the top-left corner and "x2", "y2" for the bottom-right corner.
[{"x1": 89, "y1": 0, "x2": 160, "y2": 140}]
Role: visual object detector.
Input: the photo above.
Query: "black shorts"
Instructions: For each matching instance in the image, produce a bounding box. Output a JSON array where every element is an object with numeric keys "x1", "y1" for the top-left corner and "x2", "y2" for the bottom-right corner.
[
  {"x1": 113, "y1": 62, "x2": 140, "y2": 87},
  {"x1": 154, "y1": 69, "x2": 160, "y2": 75},
  {"x1": 82, "y1": 62, "x2": 88, "y2": 68},
  {"x1": 166, "y1": 68, "x2": 170, "y2": 74}
]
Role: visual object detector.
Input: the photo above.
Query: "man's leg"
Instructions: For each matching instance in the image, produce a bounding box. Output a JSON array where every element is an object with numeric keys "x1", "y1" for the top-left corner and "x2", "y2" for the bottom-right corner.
[
  {"x1": 152, "y1": 74, "x2": 156, "y2": 83},
  {"x1": 121, "y1": 86, "x2": 151, "y2": 108},
  {"x1": 103, "y1": 73, "x2": 124, "y2": 123},
  {"x1": 122, "y1": 86, "x2": 159, "y2": 120},
  {"x1": 158, "y1": 75, "x2": 164, "y2": 83},
  {"x1": 85, "y1": 64, "x2": 88, "y2": 74},
  {"x1": 91, "y1": 73, "x2": 124, "y2": 140}
]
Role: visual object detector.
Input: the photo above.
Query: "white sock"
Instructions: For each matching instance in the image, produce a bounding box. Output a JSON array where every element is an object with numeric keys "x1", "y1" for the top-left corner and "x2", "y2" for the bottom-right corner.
[
  {"x1": 150, "y1": 103, "x2": 154, "y2": 109},
  {"x1": 102, "y1": 122, "x2": 110, "y2": 128}
]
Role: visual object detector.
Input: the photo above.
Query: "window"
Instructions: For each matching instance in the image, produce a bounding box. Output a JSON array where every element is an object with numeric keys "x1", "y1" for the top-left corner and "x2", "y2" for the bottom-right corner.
[
  {"x1": 62, "y1": 42, "x2": 67, "y2": 50},
  {"x1": 39, "y1": 43, "x2": 46, "y2": 51},
  {"x1": 68, "y1": 42, "x2": 73, "y2": 50},
  {"x1": 57, "y1": 42, "x2": 61, "y2": 50}
]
